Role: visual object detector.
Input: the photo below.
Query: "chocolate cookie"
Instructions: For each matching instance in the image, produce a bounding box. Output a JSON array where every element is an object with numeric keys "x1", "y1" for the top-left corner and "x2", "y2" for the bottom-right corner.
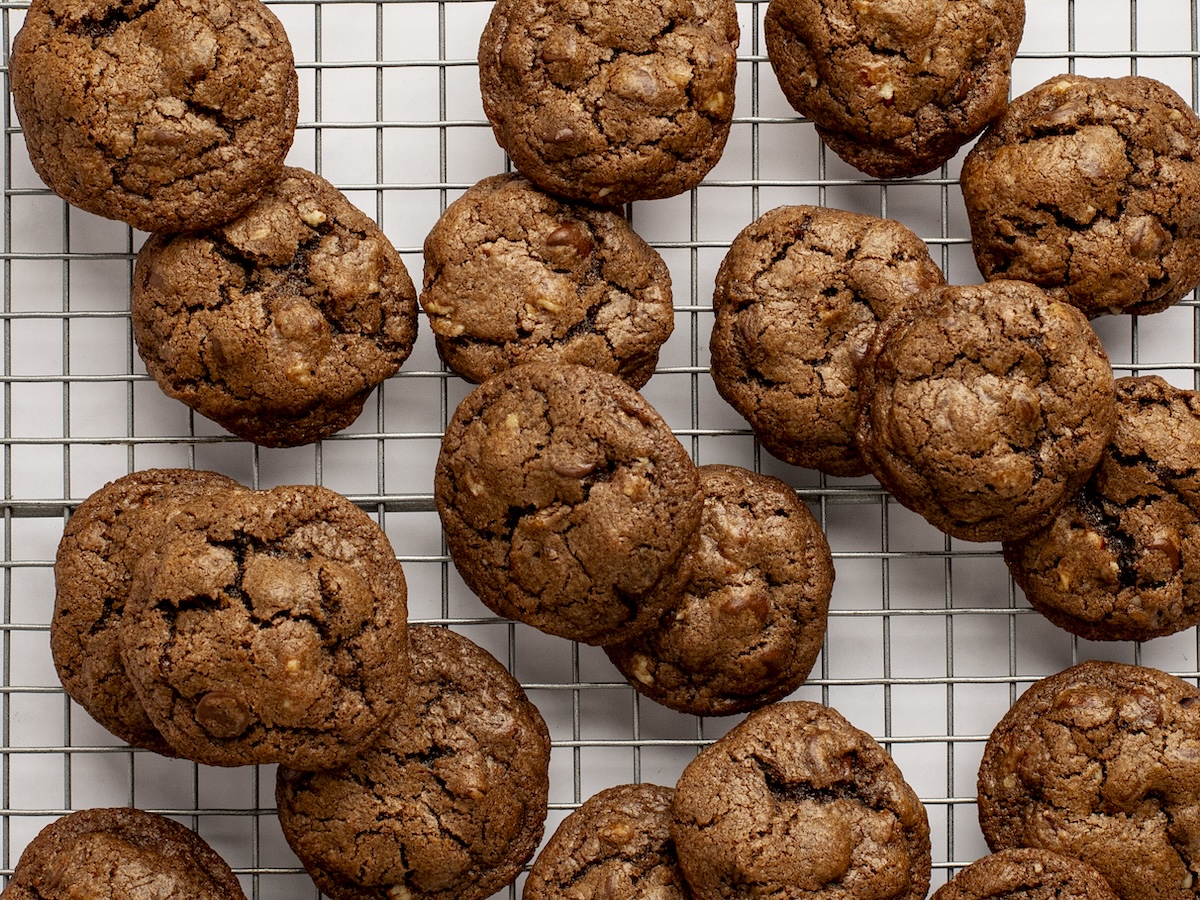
[
  {"x1": 420, "y1": 173, "x2": 674, "y2": 387},
  {"x1": 1003, "y1": 376, "x2": 1200, "y2": 642},
  {"x1": 477, "y1": 0, "x2": 739, "y2": 205},
  {"x1": 763, "y1": 0, "x2": 1025, "y2": 178},
  {"x1": 275, "y1": 625, "x2": 550, "y2": 900},
  {"x1": 131, "y1": 167, "x2": 419, "y2": 448},
  {"x1": 51, "y1": 468, "x2": 244, "y2": 755},
  {"x1": 604, "y1": 464, "x2": 834, "y2": 716},
  {"x1": 9, "y1": 0, "x2": 298, "y2": 234},
  {"x1": 671, "y1": 700, "x2": 931, "y2": 900},
  {"x1": 961, "y1": 74, "x2": 1200, "y2": 317},
  {"x1": 976, "y1": 660, "x2": 1200, "y2": 900},
  {"x1": 119, "y1": 484, "x2": 409, "y2": 769},
  {"x1": 930, "y1": 849, "x2": 1119, "y2": 900},
  {"x1": 434, "y1": 361, "x2": 703, "y2": 646},
  {"x1": 2, "y1": 806, "x2": 247, "y2": 900},
  {"x1": 524, "y1": 783, "x2": 691, "y2": 900},
  {"x1": 856, "y1": 280, "x2": 1117, "y2": 543},
  {"x1": 709, "y1": 204, "x2": 945, "y2": 476}
]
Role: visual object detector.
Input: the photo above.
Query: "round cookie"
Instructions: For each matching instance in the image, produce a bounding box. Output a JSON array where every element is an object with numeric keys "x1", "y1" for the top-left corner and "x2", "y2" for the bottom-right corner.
[
  {"x1": 961, "y1": 74, "x2": 1200, "y2": 317},
  {"x1": 420, "y1": 173, "x2": 674, "y2": 387},
  {"x1": 976, "y1": 660, "x2": 1200, "y2": 900},
  {"x1": 9, "y1": 0, "x2": 298, "y2": 234},
  {"x1": 275, "y1": 625, "x2": 550, "y2": 900},
  {"x1": 131, "y1": 166, "x2": 419, "y2": 448},
  {"x1": 930, "y1": 849, "x2": 1119, "y2": 900},
  {"x1": 477, "y1": 0, "x2": 739, "y2": 205},
  {"x1": 524, "y1": 783, "x2": 691, "y2": 900},
  {"x1": 434, "y1": 361, "x2": 703, "y2": 646},
  {"x1": 604, "y1": 464, "x2": 834, "y2": 716},
  {"x1": 856, "y1": 279, "x2": 1117, "y2": 543},
  {"x1": 3, "y1": 807, "x2": 247, "y2": 900},
  {"x1": 51, "y1": 467, "x2": 244, "y2": 755},
  {"x1": 709, "y1": 204, "x2": 945, "y2": 476},
  {"x1": 763, "y1": 0, "x2": 1025, "y2": 178},
  {"x1": 671, "y1": 699, "x2": 931, "y2": 900},
  {"x1": 1003, "y1": 375, "x2": 1200, "y2": 642},
  {"x1": 119, "y1": 483, "x2": 409, "y2": 769}
]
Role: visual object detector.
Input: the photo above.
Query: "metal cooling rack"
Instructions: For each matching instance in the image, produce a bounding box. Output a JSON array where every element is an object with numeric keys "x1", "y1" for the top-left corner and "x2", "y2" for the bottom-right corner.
[{"x1": 1, "y1": 0, "x2": 1199, "y2": 897}]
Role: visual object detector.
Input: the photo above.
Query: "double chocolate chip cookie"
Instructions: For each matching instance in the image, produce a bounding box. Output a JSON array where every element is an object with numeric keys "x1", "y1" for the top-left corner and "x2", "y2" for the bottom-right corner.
[
  {"x1": 132, "y1": 167, "x2": 419, "y2": 448},
  {"x1": 119, "y1": 483, "x2": 410, "y2": 769},
  {"x1": 977, "y1": 660, "x2": 1200, "y2": 900},
  {"x1": 51, "y1": 468, "x2": 244, "y2": 755},
  {"x1": 10, "y1": 0, "x2": 298, "y2": 233},
  {"x1": 478, "y1": 0, "x2": 739, "y2": 205},
  {"x1": 962, "y1": 74, "x2": 1200, "y2": 317},
  {"x1": 764, "y1": 0, "x2": 1025, "y2": 178},
  {"x1": 421, "y1": 173, "x2": 674, "y2": 387},
  {"x1": 671, "y1": 700, "x2": 931, "y2": 900},
  {"x1": 930, "y1": 849, "x2": 1119, "y2": 900},
  {"x1": 1003, "y1": 375, "x2": 1200, "y2": 642},
  {"x1": 435, "y1": 362, "x2": 703, "y2": 646},
  {"x1": 604, "y1": 464, "x2": 834, "y2": 716},
  {"x1": 857, "y1": 280, "x2": 1117, "y2": 543},
  {"x1": 276, "y1": 626, "x2": 550, "y2": 900},
  {"x1": 709, "y1": 204, "x2": 945, "y2": 476},
  {"x1": 3, "y1": 807, "x2": 246, "y2": 900}
]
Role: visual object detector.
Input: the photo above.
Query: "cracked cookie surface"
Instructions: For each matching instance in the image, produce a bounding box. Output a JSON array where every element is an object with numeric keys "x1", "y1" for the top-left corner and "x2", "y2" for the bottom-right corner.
[
  {"x1": 3, "y1": 807, "x2": 247, "y2": 900},
  {"x1": 709, "y1": 204, "x2": 945, "y2": 477},
  {"x1": 10, "y1": 0, "x2": 298, "y2": 233},
  {"x1": 275, "y1": 625, "x2": 550, "y2": 900},
  {"x1": 131, "y1": 167, "x2": 418, "y2": 448},
  {"x1": 856, "y1": 280, "x2": 1116, "y2": 543},
  {"x1": 524, "y1": 783, "x2": 691, "y2": 900},
  {"x1": 962, "y1": 74, "x2": 1200, "y2": 317},
  {"x1": 477, "y1": 0, "x2": 739, "y2": 205},
  {"x1": 929, "y1": 849, "x2": 1119, "y2": 900},
  {"x1": 118, "y1": 483, "x2": 409, "y2": 769},
  {"x1": 763, "y1": 0, "x2": 1025, "y2": 178},
  {"x1": 671, "y1": 700, "x2": 931, "y2": 900},
  {"x1": 604, "y1": 464, "x2": 834, "y2": 717},
  {"x1": 1003, "y1": 376, "x2": 1200, "y2": 642},
  {"x1": 976, "y1": 660, "x2": 1200, "y2": 900},
  {"x1": 434, "y1": 361, "x2": 703, "y2": 646},
  {"x1": 51, "y1": 468, "x2": 244, "y2": 756},
  {"x1": 421, "y1": 173, "x2": 674, "y2": 387}
]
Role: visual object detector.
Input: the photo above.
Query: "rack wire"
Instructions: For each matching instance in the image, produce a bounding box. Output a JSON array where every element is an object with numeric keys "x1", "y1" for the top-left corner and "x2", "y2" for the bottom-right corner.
[{"x1": 1, "y1": 0, "x2": 1198, "y2": 897}]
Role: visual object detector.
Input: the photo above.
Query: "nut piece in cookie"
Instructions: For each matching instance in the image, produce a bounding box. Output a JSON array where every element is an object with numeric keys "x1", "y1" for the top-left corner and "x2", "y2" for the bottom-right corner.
[
  {"x1": 9, "y1": 0, "x2": 299, "y2": 233},
  {"x1": 118, "y1": 484, "x2": 409, "y2": 769},
  {"x1": 434, "y1": 361, "x2": 703, "y2": 646},
  {"x1": 3, "y1": 807, "x2": 247, "y2": 900},
  {"x1": 525, "y1": 783, "x2": 690, "y2": 900},
  {"x1": 131, "y1": 167, "x2": 419, "y2": 448},
  {"x1": 962, "y1": 74, "x2": 1200, "y2": 317},
  {"x1": 276, "y1": 626, "x2": 550, "y2": 900},
  {"x1": 709, "y1": 204, "x2": 945, "y2": 476},
  {"x1": 1003, "y1": 375, "x2": 1200, "y2": 642},
  {"x1": 930, "y1": 849, "x2": 1119, "y2": 900},
  {"x1": 764, "y1": 0, "x2": 1025, "y2": 178},
  {"x1": 671, "y1": 700, "x2": 931, "y2": 900},
  {"x1": 421, "y1": 173, "x2": 674, "y2": 387},
  {"x1": 51, "y1": 467, "x2": 245, "y2": 756},
  {"x1": 977, "y1": 660, "x2": 1200, "y2": 900},
  {"x1": 478, "y1": 0, "x2": 739, "y2": 205},
  {"x1": 605, "y1": 464, "x2": 834, "y2": 716},
  {"x1": 856, "y1": 280, "x2": 1116, "y2": 543}
]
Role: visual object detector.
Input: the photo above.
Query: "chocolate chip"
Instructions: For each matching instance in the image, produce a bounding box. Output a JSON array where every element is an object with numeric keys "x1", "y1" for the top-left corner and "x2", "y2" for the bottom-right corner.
[
  {"x1": 194, "y1": 691, "x2": 252, "y2": 738},
  {"x1": 546, "y1": 223, "x2": 593, "y2": 259}
]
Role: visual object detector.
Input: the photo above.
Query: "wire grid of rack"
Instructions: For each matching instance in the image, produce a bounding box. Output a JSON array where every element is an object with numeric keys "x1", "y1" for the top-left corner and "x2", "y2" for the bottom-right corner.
[{"x1": 1, "y1": 0, "x2": 1199, "y2": 897}]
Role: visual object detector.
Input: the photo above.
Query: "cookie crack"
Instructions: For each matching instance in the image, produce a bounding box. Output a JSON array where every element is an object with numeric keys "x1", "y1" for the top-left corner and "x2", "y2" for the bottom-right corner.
[{"x1": 60, "y1": 0, "x2": 162, "y2": 41}]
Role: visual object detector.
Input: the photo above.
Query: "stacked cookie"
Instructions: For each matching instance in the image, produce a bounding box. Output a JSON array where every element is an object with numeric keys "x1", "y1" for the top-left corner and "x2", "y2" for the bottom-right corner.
[
  {"x1": 527, "y1": 700, "x2": 931, "y2": 900},
  {"x1": 52, "y1": 470, "x2": 410, "y2": 770},
  {"x1": 9, "y1": 0, "x2": 421, "y2": 448},
  {"x1": 435, "y1": 361, "x2": 836, "y2": 715}
]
